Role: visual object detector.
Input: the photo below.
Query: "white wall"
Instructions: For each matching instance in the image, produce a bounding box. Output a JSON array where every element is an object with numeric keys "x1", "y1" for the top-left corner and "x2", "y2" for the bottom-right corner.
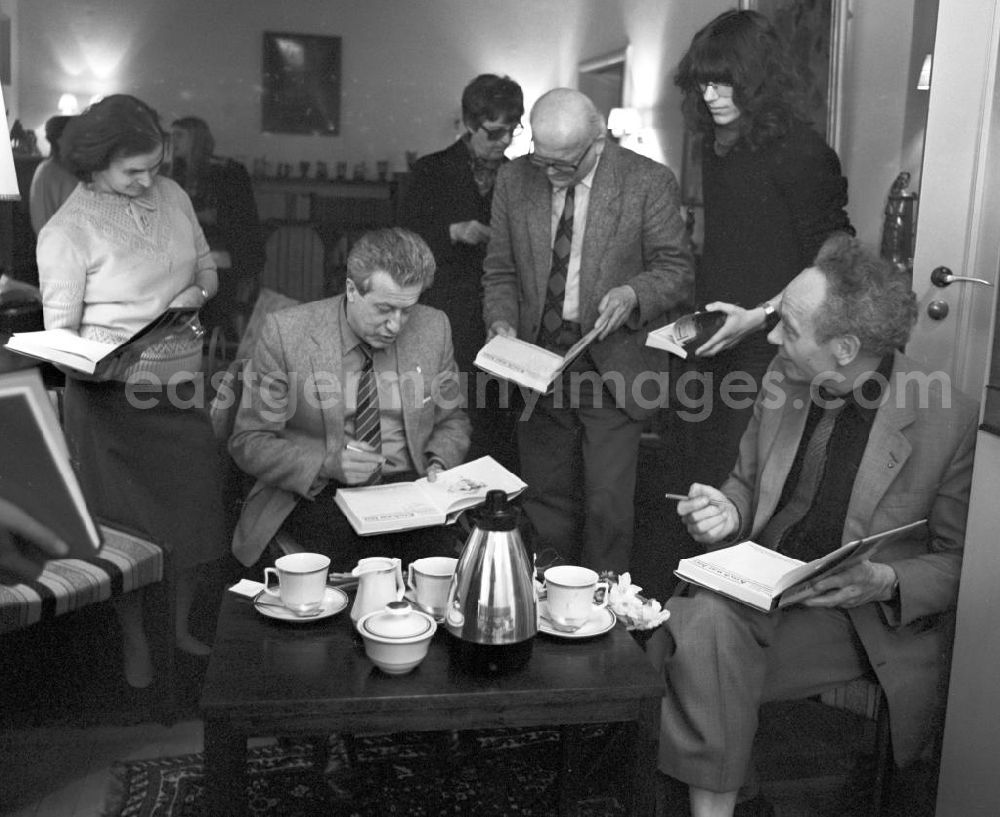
[
  {"x1": 9, "y1": 0, "x2": 919, "y2": 246},
  {"x1": 10, "y1": 0, "x2": 728, "y2": 179}
]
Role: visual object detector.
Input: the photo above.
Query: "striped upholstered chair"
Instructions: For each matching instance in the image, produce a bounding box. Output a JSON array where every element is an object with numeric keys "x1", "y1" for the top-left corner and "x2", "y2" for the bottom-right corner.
[
  {"x1": 0, "y1": 522, "x2": 166, "y2": 633},
  {"x1": 0, "y1": 519, "x2": 177, "y2": 719}
]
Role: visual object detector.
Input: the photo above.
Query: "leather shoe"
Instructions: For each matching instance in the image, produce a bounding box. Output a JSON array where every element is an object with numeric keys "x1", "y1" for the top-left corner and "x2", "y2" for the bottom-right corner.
[{"x1": 734, "y1": 793, "x2": 776, "y2": 817}]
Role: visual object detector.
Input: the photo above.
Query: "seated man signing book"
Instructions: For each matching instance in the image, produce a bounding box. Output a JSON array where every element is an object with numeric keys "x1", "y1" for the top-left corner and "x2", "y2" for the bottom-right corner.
[
  {"x1": 649, "y1": 235, "x2": 978, "y2": 817},
  {"x1": 229, "y1": 228, "x2": 471, "y2": 571}
]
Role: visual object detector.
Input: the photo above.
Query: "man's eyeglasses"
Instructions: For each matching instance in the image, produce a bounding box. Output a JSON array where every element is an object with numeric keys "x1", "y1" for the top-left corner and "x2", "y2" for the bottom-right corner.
[
  {"x1": 697, "y1": 81, "x2": 734, "y2": 98},
  {"x1": 480, "y1": 123, "x2": 523, "y2": 142},
  {"x1": 528, "y1": 138, "x2": 597, "y2": 175}
]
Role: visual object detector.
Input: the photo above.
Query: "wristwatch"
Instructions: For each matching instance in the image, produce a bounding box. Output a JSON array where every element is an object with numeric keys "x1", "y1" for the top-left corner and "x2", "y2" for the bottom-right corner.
[{"x1": 756, "y1": 300, "x2": 776, "y2": 320}]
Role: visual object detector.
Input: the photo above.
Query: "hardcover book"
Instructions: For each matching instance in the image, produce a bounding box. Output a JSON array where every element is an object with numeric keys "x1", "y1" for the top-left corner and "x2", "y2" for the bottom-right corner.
[
  {"x1": 674, "y1": 519, "x2": 926, "y2": 612},
  {"x1": 334, "y1": 456, "x2": 527, "y2": 535},
  {"x1": 0, "y1": 369, "x2": 103, "y2": 558},
  {"x1": 474, "y1": 326, "x2": 600, "y2": 393},
  {"x1": 645, "y1": 310, "x2": 727, "y2": 359},
  {"x1": 4, "y1": 307, "x2": 200, "y2": 375}
]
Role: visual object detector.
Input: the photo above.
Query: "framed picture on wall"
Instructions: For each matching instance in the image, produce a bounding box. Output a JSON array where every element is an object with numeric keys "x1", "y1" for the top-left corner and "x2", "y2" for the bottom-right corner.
[
  {"x1": 738, "y1": 0, "x2": 848, "y2": 150},
  {"x1": 261, "y1": 32, "x2": 341, "y2": 136}
]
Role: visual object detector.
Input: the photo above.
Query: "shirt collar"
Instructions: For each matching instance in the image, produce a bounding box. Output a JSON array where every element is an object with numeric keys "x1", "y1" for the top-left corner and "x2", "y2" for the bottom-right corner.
[{"x1": 340, "y1": 299, "x2": 365, "y2": 355}]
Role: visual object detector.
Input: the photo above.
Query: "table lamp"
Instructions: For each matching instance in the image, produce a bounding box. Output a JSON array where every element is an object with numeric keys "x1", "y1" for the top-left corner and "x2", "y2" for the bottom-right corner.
[{"x1": 0, "y1": 83, "x2": 20, "y2": 201}]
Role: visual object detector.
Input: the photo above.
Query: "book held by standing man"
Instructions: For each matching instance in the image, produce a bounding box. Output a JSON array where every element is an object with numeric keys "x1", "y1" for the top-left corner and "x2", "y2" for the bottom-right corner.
[{"x1": 474, "y1": 326, "x2": 600, "y2": 393}]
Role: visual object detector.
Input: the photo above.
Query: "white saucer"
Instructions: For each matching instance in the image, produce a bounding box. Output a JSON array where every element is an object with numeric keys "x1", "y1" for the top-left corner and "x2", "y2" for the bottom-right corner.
[
  {"x1": 538, "y1": 601, "x2": 616, "y2": 639},
  {"x1": 253, "y1": 586, "x2": 349, "y2": 622}
]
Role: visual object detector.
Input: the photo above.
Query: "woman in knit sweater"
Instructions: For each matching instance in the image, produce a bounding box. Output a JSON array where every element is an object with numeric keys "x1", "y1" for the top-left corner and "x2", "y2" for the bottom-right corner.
[
  {"x1": 37, "y1": 94, "x2": 224, "y2": 688},
  {"x1": 672, "y1": 9, "x2": 854, "y2": 489}
]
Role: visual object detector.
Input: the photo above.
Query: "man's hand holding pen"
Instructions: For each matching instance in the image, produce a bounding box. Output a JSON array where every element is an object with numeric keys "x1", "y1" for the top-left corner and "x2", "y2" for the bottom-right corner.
[
  {"x1": 342, "y1": 441, "x2": 385, "y2": 484},
  {"x1": 670, "y1": 484, "x2": 740, "y2": 545}
]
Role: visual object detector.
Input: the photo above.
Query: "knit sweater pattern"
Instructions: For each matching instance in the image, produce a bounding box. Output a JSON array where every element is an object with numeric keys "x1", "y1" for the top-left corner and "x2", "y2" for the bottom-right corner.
[{"x1": 37, "y1": 176, "x2": 214, "y2": 382}]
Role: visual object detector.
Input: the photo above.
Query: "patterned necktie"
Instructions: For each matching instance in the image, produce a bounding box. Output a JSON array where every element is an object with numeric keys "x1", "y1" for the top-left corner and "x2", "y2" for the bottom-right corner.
[
  {"x1": 539, "y1": 185, "x2": 575, "y2": 350},
  {"x1": 758, "y1": 401, "x2": 844, "y2": 552},
  {"x1": 354, "y1": 344, "x2": 382, "y2": 483}
]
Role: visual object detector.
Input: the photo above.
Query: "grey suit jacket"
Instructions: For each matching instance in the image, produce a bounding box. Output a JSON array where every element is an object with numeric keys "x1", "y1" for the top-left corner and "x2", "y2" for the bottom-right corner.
[
  {"x1": 229, "y1": 296, "x2": 471, "y2": 566},
  {"x1": 482, "y1": 141, "x2": 693, "y2": 420},
  {"x1": 722, "y1": 352, "x2": 978, "y2": 765}
]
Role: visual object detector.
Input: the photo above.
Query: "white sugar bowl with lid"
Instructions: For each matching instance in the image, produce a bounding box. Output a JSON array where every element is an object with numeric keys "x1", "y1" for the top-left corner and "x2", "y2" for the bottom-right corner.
[{"x1": 357, "y1": 600, "x2": 437, "y2": 675}]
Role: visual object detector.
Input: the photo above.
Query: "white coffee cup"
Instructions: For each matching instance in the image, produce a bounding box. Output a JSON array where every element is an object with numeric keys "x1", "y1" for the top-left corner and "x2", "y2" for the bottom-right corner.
[
  {"x1": 262, "y1": 552, "x2": 331, "y2": 614},
  {"x1": 543, "y1": 565, "x2": 609, "y2": 632},
  {"x1": 407, "y1": 556, "x2": 458, "y2": 618}
]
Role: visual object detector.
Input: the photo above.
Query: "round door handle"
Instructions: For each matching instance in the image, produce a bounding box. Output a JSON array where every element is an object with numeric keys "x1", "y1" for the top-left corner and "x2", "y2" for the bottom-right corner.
[
  {"x1": 930, "y1": 266, "x2": 993, "y2": 287},
  {"x1": 927, "y1": 300, "x2": 950, "y2": 321}
]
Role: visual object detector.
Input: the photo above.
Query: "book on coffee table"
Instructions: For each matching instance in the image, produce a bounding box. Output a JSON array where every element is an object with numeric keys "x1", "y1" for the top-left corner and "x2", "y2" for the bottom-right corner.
[
  {"x1": 4, "y1": 306, "x2": 200, "y2": 375},
  {"x1": 334, "y1": 455, "x2": 527, "y2": 535},
  {"x1": 674, "y1": 519, "x2": 926, "y2": 612},
  {"x1": 474, "y1": 326, "x2": 600, "y2": 393}
]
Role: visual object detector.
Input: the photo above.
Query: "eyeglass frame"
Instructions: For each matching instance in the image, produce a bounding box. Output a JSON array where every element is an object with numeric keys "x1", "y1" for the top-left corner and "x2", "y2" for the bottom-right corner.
[
  {"x1": 479, "y1": 122, "x2": 523, "y2": 142},
  {"x1": 697, "y1": 81, "x2": 735, "y2": 98},
  {"x1": 528, "y1": 137, "x2": 599, "y2": 175}
]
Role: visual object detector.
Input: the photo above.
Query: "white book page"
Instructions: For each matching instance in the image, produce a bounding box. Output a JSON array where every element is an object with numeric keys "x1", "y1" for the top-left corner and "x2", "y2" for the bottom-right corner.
[
  {"x1": 645, "y1": 322, "x2": 687, "y2": 358},
  {"x1": 686, "y1": 542, "x2": 804, "y2": 597},
  {"x1": 414, "y1": 456, "x2": 527, "y2": 515},
  {"x1": 9, "y1": 329, "x2": 116, "y2": 363},
  {"x1": 475, "y1": 336, "x2": 564, "y2": 390},
  {"x1": 337, "y1": 482, "x2": 441, "y2": 525}
]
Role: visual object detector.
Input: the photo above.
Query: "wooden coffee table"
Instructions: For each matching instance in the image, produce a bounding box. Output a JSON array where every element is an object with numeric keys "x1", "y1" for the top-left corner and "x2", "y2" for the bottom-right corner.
[{"x1": 200, "y1": 592, "x2": 664, "y2": 816}]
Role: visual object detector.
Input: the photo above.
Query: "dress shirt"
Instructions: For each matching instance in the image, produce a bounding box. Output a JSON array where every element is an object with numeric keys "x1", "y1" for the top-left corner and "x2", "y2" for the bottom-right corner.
[
  {"x1": 339, "y1": 305, "x2": 415, "y2": 475},
  {"x1": 549, "y1": 155, "x2": 601, "y2": 322}
]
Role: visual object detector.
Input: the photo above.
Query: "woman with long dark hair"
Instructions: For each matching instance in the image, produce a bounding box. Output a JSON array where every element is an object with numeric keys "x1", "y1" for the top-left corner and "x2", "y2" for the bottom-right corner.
[{"x1": 674, "y1": 9, "x2": 854, "y2": 488}]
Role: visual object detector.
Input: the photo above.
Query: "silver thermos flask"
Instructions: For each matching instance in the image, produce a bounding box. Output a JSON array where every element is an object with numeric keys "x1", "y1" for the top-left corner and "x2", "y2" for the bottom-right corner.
[{"x1": 444, "y1": 489, "x2": 536, "y2": 672}]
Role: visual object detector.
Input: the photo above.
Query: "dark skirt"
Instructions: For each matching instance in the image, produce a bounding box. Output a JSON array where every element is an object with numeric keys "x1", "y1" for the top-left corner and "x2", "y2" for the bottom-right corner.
[{"x1": 63, "y1": 377, "x2": 226, "y2": 571}]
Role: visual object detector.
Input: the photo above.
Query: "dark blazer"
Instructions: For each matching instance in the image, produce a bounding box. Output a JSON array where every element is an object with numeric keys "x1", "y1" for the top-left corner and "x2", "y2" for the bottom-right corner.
[
  {"x1": 397, "y1": 139, "x2": 495, "y2": 372},
  {"x1": 229, "y1": 295, "x2": 471, "y2": 565},
  {"x1": 723, "y1": 352, "x2": 978, "y2": 765},
  {"x1": 482, "y1": 141, "x2": 693, "y2": 420}
]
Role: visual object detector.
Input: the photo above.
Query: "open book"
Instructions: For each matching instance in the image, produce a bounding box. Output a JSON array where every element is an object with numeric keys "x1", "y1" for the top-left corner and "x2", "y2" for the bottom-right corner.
[
  {"x1": 334, "y1": 455, "x2": 527, "y2": 535},
  {"x1": 4, "y1": 307, "x2": 200, "y2": 375},
  {"x1": 646, "y1": 310, "x2": 727, "y2": 359},
  {"x1": 674, "y1": 520, "x2": 927, "y2": 612},
  {"x1": 0, "y1": 369, "x2": 103, "y2": 558},
  {"x1": 474, "y1": 326, "x2": 600, "y2": 393}
]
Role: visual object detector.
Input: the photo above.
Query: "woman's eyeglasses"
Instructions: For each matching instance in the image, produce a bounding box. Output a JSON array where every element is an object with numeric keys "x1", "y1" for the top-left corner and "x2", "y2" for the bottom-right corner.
[
  {"x1": 697, "y1": 81, "x2": 735, "y2": 98},
  {"x1": 479, "y1": 124, "x2": 523, "y2": 142}
]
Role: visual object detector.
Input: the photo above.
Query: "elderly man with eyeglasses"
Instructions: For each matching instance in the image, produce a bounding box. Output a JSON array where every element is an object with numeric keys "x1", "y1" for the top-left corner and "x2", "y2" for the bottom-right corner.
[{"x1": 482, "y1": 87, "x2": 693, "y2": 574}]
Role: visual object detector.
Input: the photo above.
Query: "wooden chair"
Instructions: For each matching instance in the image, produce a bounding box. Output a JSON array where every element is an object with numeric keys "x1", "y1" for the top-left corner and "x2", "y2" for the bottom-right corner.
[
  {"x1": 261, "y1": 222, "x2": 327, "y2": 303},
  {"x1": 816, "y1": 675, "x2": 893, "y2": 817}
]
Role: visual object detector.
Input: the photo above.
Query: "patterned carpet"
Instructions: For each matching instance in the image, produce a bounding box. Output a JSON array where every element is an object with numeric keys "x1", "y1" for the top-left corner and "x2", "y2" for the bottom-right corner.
[{"x1": 102, "y1": 726, "x2": 630, "y2": 817}]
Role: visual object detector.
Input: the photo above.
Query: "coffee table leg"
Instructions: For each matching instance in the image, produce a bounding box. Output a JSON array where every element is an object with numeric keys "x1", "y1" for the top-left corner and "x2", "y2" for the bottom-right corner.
[
  {"x1": 630, "y1": 698, "x2": 660, "y2": 816},
  {"x1": 203, "y1": 718, "x2": 247, "y2": 817}
]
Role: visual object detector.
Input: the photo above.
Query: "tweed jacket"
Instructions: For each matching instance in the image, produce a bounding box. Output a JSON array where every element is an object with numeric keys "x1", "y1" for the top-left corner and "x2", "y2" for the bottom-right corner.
[
  {"x1": 229, "y1": 296, "x2": 471, "y2": 566},
  {"x1": 722, "y1": 352, "x2": 978, "y2": 766},
  {"x1": 481, "y1": 141, "x2": 693, "y2": 420}
]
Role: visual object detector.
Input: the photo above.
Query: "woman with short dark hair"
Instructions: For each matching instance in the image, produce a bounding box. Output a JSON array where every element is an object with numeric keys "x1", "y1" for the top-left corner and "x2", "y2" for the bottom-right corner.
[
  {"x1": 37, "y1": 94, "x2": 225, "y2": 687},
  {"x1": 397, "y1": 73, "x2": 524, "y2": 470}
]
